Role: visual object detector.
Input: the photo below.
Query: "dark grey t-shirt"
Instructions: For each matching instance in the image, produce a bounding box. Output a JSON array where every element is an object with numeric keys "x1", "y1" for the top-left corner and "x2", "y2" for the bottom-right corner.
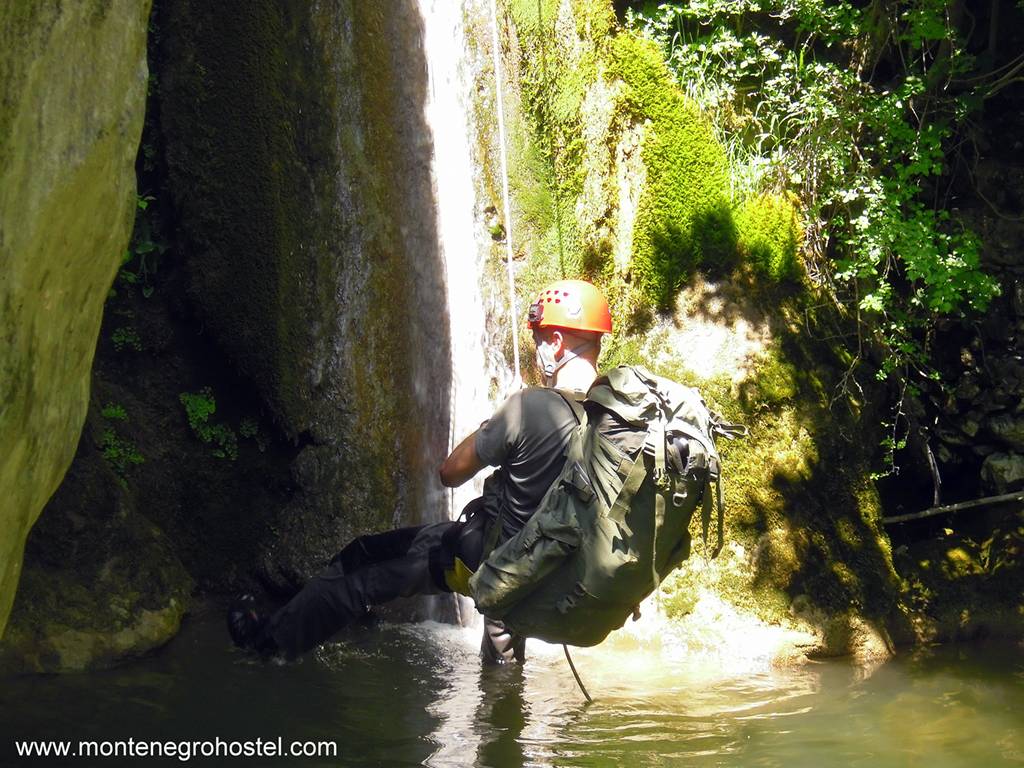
[{"x1": 475, "y1": 387, "x2": 580, "y2": 534}]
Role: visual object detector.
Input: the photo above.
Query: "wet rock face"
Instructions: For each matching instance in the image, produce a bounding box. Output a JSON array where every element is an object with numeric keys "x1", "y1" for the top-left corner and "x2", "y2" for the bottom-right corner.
[
  {"x1": 0, "y1": 1, "x2": 152, "y2": 638},
  {"x1": 158, "y1": 1, "x2": 452, "y2": 585},
  {"x1": 981, "y1": 453, "x2": 1024, "y2": 494}
]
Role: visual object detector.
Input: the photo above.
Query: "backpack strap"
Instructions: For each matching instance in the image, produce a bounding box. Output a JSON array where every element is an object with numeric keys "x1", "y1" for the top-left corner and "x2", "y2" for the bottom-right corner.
[
  {"x1": 699, "y1": 456, "x2": 726, "y2": 559},
  {"x1": 710, "y1": 412, "x2": 749, "y2": 441},
  {"x1": 552, "y1": 388, "x2": 586, "y2": 425},
  {"x1": 606, "y1": 452, "x2": 645, "y2": 536},
  {"x1": 649, "y1": 416, "x2": 668, "y2": 592}
]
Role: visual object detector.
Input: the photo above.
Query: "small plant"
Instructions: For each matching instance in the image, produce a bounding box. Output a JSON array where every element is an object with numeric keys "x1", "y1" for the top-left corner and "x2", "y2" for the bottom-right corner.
[
  {"x1": 101, "y1": 403, "x2": 128, "y2": 421},
  {"x1": 179, "y1": 388, "x2": 239, "y2": 460},
  {"x1": 116, "y1": 193, "x2": 168, "y2": 299},
  {"x1": 100, "y1": 428, "x2": 144, "y2": 479},
  {"x1": 180, "y1": 388, "x2": 216, "y2": 431},
  {"x1": 111, "y1": 327, "x2": 142, "y2": 352}
]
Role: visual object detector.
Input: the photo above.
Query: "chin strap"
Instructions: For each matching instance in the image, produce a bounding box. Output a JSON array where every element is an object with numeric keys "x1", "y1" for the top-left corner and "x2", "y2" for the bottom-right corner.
[{"x1": 541, "y1": 340, "x2": 595, "y2": 384}]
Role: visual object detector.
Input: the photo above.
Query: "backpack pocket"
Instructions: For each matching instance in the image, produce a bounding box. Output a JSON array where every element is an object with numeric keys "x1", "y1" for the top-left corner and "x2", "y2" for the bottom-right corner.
[{"x1": 469, "y1": 496, "x2": 581, "y2": 618}]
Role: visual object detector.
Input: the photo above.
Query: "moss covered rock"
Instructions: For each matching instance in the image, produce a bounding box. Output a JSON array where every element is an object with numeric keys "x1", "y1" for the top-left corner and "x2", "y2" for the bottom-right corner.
[
  {"x1": 0, "y1": 425, "x2": 191, "y2": 674},
  {"x1": 896, "y1": 512, "x2": 1024, "y2": 643},
  {"x1": 0, "y1": 0, "x2": 152, "y2": 638},
  {"x1": 608, "y1": 34, "x2": 734, "y2": 308},
  {"x1": 600, "y1": 279, "x2": 907, "y2": 661},
  {"x1": 495, "y1": 1, "x2": 736, "y2": 326},
  {"x1": 736, "y1": 193, "x2": 804, "y2": 282}
]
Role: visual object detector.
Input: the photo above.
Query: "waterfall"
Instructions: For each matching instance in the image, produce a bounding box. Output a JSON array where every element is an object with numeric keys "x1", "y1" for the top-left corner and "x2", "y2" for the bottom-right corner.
[
  {"x1": 418, "y1": 0, "x2": 496, "y2": 517},
  {"x1": 417, "y1": 0, "x2": 505, "y2": 624}
]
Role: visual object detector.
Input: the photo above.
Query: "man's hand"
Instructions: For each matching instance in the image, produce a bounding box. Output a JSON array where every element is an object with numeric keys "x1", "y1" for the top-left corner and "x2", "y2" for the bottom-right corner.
[{"x1": 439, "y1": 430, "x2": 485, "y2": 487}]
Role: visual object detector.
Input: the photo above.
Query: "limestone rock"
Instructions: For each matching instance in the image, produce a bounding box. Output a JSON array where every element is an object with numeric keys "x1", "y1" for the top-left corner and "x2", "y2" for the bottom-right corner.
[
  {"x1": 0, "y1": 1, "x2": 152, "y2": 638},
  {"x1": 988, "y1": 413, "x2": 1024, "y2": 450},
  {"x1": 980, "y1": 452, "x2": 1024, "y2": 493},
  {"x1": 159, "y1": 2, "x2": 459, "y2": 582},
  {"x1": 959, "y1": 414, "x2": 981, "y2": 438},
  {"x1": 955, "y1": 374, "x2": 981, "y2": 401}
]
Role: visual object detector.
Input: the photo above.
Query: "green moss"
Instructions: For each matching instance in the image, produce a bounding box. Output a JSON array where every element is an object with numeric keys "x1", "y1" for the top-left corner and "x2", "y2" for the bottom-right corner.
[
  {"x1": 504, "y1": 0, "x2": 608, "y2": 285},
  {"x1": 738, "y1": 346, "x2": 800, "y2": 410},
  {"x1": 608, "y1": 34, "x2": 734, "y2": 309},
  {"x1": 736, "y1": 193, "x2": 804, "y2": 282}
]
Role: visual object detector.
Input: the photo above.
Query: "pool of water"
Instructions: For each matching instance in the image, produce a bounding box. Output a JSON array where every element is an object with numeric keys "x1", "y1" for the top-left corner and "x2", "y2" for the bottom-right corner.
[{"x1": 4, "y1": 611, "x2": 1022, "y2": 766}]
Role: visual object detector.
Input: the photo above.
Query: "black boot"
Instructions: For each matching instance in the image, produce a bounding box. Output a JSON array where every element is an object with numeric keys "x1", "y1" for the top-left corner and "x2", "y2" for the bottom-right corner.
[{"x1": 227, "y1": 595, "x2": 278, "y2": 654}]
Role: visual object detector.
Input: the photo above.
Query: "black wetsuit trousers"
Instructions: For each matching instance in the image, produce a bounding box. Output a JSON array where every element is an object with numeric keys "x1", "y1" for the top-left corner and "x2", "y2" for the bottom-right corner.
[{"x1": 262, "y1": 502, "x2": 525, "y2": 663}]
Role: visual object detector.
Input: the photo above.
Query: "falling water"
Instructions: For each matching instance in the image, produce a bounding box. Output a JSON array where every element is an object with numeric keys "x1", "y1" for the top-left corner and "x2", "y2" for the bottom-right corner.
[
  {"x1": 417, "y1": 0, "x2": 498, "y2": 518},
  {"x1": 416, "y1": 0, "x2": 506, "y2": 626}
]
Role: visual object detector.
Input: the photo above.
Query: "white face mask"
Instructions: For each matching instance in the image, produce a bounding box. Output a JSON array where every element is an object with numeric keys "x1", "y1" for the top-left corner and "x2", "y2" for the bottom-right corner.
[{"x1": 535, "y1": 339, "x2": 558, "y2": 385}]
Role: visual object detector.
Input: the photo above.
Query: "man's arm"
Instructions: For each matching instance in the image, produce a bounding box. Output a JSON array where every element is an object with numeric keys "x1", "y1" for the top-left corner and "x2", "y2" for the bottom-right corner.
[{"x1": 439, "y1": 430, "x2": 486, "y2": 487}]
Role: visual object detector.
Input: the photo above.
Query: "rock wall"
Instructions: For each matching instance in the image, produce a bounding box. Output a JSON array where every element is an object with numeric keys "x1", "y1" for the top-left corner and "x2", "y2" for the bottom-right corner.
[
  {"x1": 5, "y1": 0, "x2": 1015, "y2": 673},
  {"x1": 0, "y1": 423, "x2": 192, "y2": 675},
  {"x1": 157, "y1": 1, "x2": 453, "y2": 587},
  {"x1": 0, "y1": 1, "x2": 152, "y2": 639}
]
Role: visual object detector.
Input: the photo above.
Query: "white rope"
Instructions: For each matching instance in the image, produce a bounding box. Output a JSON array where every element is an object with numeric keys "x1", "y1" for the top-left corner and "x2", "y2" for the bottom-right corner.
[{"x1": 489, "y1": 0, "x2": 521, "y2": 382}]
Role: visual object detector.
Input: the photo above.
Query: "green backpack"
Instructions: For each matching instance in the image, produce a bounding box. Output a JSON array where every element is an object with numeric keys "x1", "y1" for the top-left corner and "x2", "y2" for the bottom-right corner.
[{"x1": 468, "y1": 365, "x2": 745, "y2": 647}]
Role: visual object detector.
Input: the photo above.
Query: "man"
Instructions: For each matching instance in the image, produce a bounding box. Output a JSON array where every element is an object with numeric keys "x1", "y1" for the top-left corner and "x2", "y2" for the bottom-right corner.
[{"x1": 229, "y1": 279, "x2": 612, "y2": 662}]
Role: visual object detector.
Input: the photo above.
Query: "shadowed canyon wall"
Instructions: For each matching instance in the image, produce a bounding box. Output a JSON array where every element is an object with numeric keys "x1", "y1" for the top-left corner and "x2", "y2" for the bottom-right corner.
[{"x1": 157, "y1": 1, "x2": 453, "y2": 586}]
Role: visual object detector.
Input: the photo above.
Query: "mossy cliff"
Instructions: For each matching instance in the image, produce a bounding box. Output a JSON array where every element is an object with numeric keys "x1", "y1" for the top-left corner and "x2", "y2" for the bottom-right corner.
[
  {"x1": 488, "y1": 0, "x2": 900, "y2": 660},
  {"x1": 157, "y1": 1, "x2": 452, "y2": 585},
  {"x1": 0, "y1": 1, "x2": 152, "y2": 639}
]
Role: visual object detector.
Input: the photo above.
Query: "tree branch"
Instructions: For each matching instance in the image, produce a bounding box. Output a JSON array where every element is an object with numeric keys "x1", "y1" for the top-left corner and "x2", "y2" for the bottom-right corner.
[{"x1": 882, "y1": 491, "x2": 1024, "y2": 525}]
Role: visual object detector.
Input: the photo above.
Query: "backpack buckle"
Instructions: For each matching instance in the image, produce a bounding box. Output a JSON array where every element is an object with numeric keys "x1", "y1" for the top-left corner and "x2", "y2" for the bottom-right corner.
[
  {"x1": 671, "y1": 488, "x2": 688, "y2": 507},
  {"x1": 652, "y1": 467, "x2": 671, "y2": 492}
]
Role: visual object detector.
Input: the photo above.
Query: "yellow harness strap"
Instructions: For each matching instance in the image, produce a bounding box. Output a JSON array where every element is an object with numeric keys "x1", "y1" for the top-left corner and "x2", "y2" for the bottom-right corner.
[{"x1": 444, "y1": 557, "x2": 475, "y2": 596}]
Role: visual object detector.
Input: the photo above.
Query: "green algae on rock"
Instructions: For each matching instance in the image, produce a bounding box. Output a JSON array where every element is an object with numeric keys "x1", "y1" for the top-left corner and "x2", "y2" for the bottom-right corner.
[
  {"x1": 0, "y1": 427, "x2": 191, "y2": 674},
  {"x1": 0, "y1": 0, "x2": 152, "y2": 639}
]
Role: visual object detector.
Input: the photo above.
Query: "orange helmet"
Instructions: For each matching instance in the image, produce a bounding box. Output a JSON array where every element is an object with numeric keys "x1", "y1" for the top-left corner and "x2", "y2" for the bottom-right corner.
[{"x1": 527, "y1": 279, "x2": 612, "y2": 334}]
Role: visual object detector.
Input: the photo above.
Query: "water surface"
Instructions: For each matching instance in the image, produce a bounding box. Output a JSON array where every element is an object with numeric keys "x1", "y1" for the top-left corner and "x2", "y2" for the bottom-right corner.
[{"x1": 4, "y1": 613, "x2": 1022, "y2": 766}]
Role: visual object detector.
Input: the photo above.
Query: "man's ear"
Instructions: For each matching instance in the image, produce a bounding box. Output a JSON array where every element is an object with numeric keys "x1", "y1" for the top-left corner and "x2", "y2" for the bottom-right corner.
[{"x1": 550, "y1": 330, "x2": 565, "y2": 357}]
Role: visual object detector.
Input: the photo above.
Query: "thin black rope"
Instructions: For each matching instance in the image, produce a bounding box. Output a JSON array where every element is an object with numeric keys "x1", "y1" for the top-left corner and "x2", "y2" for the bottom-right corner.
[{"x1": 563, "y1": 644, "x2": 593, "y2": 703}]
